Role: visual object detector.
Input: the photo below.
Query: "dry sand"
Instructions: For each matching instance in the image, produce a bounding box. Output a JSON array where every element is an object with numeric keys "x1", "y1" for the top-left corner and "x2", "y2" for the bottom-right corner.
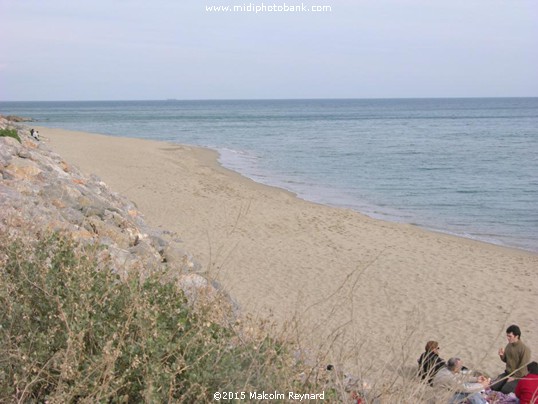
[{"x1": 41, "y1": 126, "x2": 538, "y2": 378}]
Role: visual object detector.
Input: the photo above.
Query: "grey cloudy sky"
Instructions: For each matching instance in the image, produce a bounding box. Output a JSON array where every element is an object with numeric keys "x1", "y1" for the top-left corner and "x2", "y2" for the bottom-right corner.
[{"x1": 1, "y1": 0, "x2": 537, "y2": 101}]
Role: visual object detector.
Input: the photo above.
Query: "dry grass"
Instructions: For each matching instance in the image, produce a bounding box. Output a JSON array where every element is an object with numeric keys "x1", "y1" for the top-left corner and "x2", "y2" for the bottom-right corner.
[
  {"x1": 0, "y1": 230, "x2": 316, "y2": 402},
  {"x1": 0, "y1": 226, "x2": 501, "y2": 403}
]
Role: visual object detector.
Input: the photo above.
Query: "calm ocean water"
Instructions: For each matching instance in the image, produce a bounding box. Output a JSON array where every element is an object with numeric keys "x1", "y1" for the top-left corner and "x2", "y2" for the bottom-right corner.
[{"x1": 1, "y1": 98, "x2": 537, "y2": 252}]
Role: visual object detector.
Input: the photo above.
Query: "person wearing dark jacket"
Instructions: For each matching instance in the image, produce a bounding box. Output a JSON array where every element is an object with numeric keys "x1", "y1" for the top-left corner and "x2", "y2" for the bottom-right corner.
[{"x1": 418, "y1": 340, "x2": 446, "y2": 385}]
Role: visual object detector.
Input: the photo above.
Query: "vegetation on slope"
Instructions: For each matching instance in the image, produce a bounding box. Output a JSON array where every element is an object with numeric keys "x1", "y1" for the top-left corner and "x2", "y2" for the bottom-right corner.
[
  {"x1": 0, "y1": 128, "x2": 21, "y2": 143},
  {"x1": 0, "y1": 231, "x2": 319, "y2": 403}
]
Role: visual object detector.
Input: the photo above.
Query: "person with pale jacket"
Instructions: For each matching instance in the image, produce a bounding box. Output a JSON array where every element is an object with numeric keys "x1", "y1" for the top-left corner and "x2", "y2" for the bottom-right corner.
[{"x1": 432, "y1": 357, "x2": 490, "y2": 404}]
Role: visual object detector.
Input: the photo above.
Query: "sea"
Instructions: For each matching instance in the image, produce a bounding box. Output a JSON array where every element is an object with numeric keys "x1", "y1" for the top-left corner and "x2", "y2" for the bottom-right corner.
[{"x1": 1, "y1": 98, "x2": 537, "y2": 253}]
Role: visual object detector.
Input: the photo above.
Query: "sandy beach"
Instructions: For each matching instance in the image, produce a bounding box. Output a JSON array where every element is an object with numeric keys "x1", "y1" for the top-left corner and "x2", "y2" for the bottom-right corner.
[{"x1": 41, "y1": 126, "x2": 538, "y2": 378}]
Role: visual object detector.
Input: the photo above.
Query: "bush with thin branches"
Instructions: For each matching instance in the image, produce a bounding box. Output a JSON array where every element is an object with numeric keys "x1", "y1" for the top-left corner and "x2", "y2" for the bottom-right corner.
[{"x1": 0, "y1": 231, "x2": 323, "y2": 402}]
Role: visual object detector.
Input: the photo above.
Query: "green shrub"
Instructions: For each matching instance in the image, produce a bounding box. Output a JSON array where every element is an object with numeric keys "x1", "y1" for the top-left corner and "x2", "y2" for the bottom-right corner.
[
  {"x1": 0, "y1": 232, "x2": 311, "y2": 403},
  {"x1": 0, "y1": 128, "x2": 21, "y2": 143}
]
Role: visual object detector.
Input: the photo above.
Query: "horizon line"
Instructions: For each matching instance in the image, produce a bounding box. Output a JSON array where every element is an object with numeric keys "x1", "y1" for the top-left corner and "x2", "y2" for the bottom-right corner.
[{"x1": 2, "y1": 95, "x2": 538, "y2": 103}]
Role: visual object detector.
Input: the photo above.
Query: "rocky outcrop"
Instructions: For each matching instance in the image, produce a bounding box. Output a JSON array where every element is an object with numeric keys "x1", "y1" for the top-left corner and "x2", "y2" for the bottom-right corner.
[
  {"x1": 3, "y1": 114, "x2": 34, "y2": 122},
  {"x1": 0, "y1": 117, "x2": 234, "y2": 315}
]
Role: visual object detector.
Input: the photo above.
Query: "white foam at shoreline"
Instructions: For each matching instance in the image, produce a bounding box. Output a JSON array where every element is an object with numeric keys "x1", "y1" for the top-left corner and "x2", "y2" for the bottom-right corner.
[{"x1": 217, "y1": 145, "x2": 538, "y2": 253}]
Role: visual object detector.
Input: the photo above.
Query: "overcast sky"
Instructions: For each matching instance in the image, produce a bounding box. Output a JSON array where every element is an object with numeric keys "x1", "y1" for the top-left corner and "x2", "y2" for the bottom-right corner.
[{"x1": 1, "y1": 0, "x2": 537, "y2": 101}]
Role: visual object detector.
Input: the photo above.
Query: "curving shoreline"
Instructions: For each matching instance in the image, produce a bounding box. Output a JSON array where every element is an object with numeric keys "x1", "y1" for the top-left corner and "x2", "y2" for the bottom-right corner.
[{"x1": 40, "y1": 125, "x2": 538, "y2": 377}]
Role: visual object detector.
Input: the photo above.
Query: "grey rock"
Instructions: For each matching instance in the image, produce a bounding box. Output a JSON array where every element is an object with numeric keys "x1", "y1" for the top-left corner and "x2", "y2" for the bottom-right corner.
[
  {"x1": 0, "y1": 123, "x2": 236, "y2": 318},
  {"x1": 59, "y1": 207, "x2": 85, "y2": 225},
  {"x1": 0, "y1": 136, "x2": 22, "y2": 154},
  {"x1": 17, "y1": 149, "x2": 31, "y2": 159},
  {"x1": 0, "y1": 148, "x2": 13, "y2": 167}
]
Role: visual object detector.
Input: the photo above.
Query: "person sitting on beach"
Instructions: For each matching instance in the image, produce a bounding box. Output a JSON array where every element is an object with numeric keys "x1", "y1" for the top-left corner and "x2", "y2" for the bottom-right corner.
[
  {"x1": 418, "y1": 340, "x2": 446, "y2": 385},
  {"x1": 491, "y1": 324, "x2": 531, "y2": 394},
  {"x1": 30, "y1": 128, "x2": 40, "y2": 140},
  {"x1": 514, "y1": 361, "x2": 538, "y2": 404},
  {"x1": 432, "y1": 357, "x2": 490, "y2": 404}
]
